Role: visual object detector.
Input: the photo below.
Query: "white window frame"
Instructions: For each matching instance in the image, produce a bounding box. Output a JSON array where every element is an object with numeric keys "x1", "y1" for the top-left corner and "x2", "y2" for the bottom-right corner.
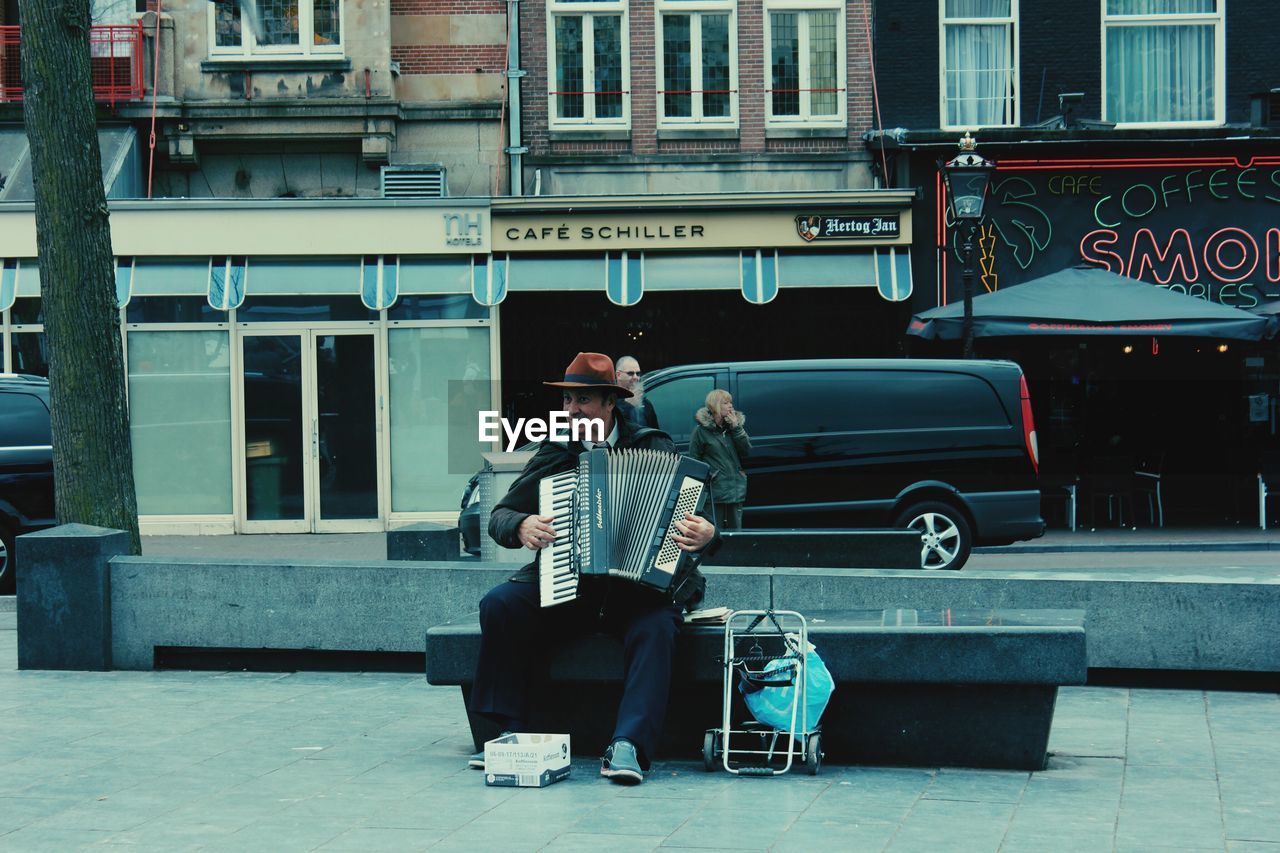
[
  {"x1": 655, "y1": 0, "x2": 739, "y2": 128},
  {"x1": 763, "y1": 0, "x2": 847, "y2": 129},
  {"x1": 938, "y1": 0, "x2": 1019, "y2": 131},
  {"x1": 1101, "y1": 0, "x2": 1225, "y2": 128},
  {"x1": 208, "y1": 0, "x2": 345, "y2": 60},
  {"x1": 547, "y1": 0, "x2": 631, "y2": 129}
]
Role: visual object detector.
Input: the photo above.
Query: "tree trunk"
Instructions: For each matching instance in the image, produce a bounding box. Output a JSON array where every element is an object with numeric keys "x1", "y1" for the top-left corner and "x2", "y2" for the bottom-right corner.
[{"x1": 19, "y1": 0, "x2": 140, "y2": 553}]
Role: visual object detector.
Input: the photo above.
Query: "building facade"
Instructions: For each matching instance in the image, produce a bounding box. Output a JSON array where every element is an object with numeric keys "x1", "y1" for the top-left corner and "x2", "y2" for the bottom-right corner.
[
  {"x1": 1, "y1": 0, "x2": 920, "y2": 535},
  {"x1": 868, "y1": 0, "x2": 1280, "y2": 525}
]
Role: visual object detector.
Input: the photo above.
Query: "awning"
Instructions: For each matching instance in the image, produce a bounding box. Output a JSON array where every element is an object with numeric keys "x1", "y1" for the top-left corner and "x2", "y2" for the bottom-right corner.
[
  {"x1": 907, "y1": 265, "x2": 1278, "y2": 342},
  {"x1": 468, "y1": 248, "x2": 914, "y2": 307}
]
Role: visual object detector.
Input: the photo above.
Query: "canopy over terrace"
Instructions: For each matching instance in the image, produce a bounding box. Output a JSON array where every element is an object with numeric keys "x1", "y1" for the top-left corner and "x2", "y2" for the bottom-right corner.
[{"x1": 907, "y1": 265, "x2": 1278, "y2": 342}]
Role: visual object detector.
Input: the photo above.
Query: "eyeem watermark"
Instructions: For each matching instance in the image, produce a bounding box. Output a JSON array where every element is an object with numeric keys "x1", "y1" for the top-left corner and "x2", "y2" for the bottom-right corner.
[{"x1": 479, "y1": 411, "x2": 605, "y2": 452}]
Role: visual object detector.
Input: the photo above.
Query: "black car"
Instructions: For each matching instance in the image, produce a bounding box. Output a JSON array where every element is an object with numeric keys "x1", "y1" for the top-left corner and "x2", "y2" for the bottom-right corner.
[
  {"x1": 641, "y1": 359, "x2": 1045, "y2": 569},
  {"x1": 0, "y1": 374, "x2": 55, "y2": 593}
]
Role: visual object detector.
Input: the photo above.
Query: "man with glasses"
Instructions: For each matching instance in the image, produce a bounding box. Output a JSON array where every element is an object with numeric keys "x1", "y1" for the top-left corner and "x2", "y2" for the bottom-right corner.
[{"x1": 614, "y1": 355, "x2": 659, "y2": 428}]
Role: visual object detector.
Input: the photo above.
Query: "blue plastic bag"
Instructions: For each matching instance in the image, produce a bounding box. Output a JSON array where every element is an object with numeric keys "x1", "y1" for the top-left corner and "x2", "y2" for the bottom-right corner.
[{"x1": 740, "y1": 643, "x2": 834, "y2": 740}]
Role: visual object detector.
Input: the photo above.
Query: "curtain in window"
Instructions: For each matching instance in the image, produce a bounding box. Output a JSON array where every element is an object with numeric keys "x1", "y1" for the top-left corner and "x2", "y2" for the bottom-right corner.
[
  {"x1": 1106, "y1": 6, "x2": 1216, "y2": 122},
  {"x1": 1107, "y1": 0, "x2": 1214, "y2": 13},
  {"x1": 944, "y1": 0, "x2": 1013, "y2": 127}
]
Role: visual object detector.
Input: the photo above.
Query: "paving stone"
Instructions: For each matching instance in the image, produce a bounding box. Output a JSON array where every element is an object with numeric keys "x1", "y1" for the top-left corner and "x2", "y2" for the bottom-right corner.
[
  {"x1": 542, "y1": 832, "x2": 664, "y2": 852},
  {"x1": 1, "y1": 643, "x2": 1275, "y2": 852},
  {"x1": 662, "y1": 805, "x2": 799, "y2": 849},
  {"x1": 922, "y1": 768, "x2": 1030, "y2": 803}
]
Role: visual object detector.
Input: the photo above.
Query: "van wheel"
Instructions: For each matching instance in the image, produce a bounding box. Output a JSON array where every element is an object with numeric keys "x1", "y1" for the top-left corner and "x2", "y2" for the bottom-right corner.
[
  {"x1": 0, "y1": 520, "x2": 15, "y2": 595},
  {"x1": 894, "y1": 502, "x2": 971, "y2": 570}
]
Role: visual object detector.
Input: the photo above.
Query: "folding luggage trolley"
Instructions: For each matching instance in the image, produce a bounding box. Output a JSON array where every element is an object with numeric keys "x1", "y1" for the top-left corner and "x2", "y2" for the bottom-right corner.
[{"x1": 702, "y1": 609, "x2": 823, "y2": 776}]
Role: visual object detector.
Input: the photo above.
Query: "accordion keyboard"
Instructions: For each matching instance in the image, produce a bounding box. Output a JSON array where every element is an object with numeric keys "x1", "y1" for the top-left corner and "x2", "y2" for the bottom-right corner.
[{"x1": 538, "y1": 470, "x2": 580, "y2": 607}]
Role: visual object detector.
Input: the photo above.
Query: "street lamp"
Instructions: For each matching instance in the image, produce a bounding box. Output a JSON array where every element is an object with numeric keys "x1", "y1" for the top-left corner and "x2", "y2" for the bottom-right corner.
[{"x1": 941, "y1": 132, "x2": 997, "y2": 359}]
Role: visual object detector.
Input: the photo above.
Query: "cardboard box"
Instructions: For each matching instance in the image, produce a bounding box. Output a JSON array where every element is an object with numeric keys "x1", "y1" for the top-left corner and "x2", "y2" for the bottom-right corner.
[{"x1": 483, "y1": 733, "x2": 571, "y2": 787}]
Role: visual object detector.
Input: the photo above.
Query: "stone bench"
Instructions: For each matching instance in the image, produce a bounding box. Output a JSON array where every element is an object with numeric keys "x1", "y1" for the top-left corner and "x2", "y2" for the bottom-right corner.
[
  {"x1": 704, "y1": 529, "x2": 922, "y2": 570},
  {"x1": 425, "y1": 607, "x2": 1087, "y2": 771}
]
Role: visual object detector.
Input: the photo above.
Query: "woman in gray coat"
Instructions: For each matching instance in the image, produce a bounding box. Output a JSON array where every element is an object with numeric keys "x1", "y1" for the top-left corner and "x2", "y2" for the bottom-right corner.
[{"x1": 690, "y1": 389, "x2": 751, "y2": 530}]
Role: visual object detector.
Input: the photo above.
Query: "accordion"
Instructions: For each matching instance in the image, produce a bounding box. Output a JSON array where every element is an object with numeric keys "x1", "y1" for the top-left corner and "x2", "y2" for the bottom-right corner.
[{"x1": 538, "y1": 447, "x2": 710, "y2": 608}]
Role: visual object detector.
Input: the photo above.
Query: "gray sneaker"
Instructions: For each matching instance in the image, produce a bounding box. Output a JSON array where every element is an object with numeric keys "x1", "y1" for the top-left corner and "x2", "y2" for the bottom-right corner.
[
  {"x1": 469, "y1": 731, "x2": 514, "y2": 769},
  {"x1": 600, "y1": 739, "x2": 643, "y2": 784}
]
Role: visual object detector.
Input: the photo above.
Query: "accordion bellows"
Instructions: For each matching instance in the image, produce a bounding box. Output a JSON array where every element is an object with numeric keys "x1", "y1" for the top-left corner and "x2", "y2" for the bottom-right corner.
[{"x1": 538, "y1": 448, "x2": 710, "y2": 607}]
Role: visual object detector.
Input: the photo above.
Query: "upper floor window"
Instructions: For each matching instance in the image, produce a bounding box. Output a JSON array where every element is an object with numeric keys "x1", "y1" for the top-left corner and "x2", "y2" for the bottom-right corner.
[
  {"x1": 210, "y1": 0, "x2": 343, "y2": 59},
  {"x1": 941, "y1": 0, "x2": 1017, "y2": 129},
  {"x1": 657, "y1": 0, "x2": 737, "y2": 128},
  {"x1": 765, "y1": 0, "x2": 846, "y2": 127},
  {"x1": 1104, "y1": 0, "x2": 1223, "y2": 126},
  {"x1": 548, "y1": 0, "x2": 629, "y2": 128}
]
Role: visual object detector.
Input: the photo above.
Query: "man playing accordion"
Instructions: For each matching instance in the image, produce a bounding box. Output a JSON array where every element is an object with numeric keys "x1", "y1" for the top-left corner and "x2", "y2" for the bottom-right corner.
[{"x1": 468, "y1": 352, "x2": 718, "y2": 784}]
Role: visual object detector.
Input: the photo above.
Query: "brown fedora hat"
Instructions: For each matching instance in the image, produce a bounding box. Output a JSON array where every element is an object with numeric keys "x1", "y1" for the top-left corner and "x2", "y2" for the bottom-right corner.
[{"x1": 543, "y1": 352, "x2": 633, "y2": 398}]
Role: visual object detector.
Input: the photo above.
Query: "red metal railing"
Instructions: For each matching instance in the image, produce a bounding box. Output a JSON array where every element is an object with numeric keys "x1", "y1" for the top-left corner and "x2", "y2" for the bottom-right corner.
[{"x1": 0, "y1": 24, "x2": 145, "y2": 106}]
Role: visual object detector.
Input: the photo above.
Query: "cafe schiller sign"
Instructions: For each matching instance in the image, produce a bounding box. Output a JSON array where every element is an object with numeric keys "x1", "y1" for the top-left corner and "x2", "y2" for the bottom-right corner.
[{"x1": 939, "y1": 156, "x2": 1280, "y2": 309}]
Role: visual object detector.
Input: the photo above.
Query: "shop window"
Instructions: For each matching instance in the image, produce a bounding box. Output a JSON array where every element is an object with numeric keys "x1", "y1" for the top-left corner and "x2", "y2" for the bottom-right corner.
[
  {"x1": 941, "y1": 0, "x2": 1018, "y2": 129},
  {"x1": 1103, "y1": 0, "x2": 1223, "y2": 126},
  {"x1": 388, "y1": 327, "x2": 491, "y2": 512},
  {"x1": 209, "y1": 0, "x2": 343, "y2": 60},
  {"x1": 10, "y1": 299, "x2": 41, "y2": 326},
  {"x1": 388, "y1": 295, "x2": 489, "y2": 321},
  {"x1": 765, "y1": 2, "x2": 845, "y2": 127},
  {"x1": 127, "y1": 331, "x2": 233, "y2": 516},
  {"x1": 657, "y1": 0, "x2": 737, "y2": 128},
  {"x1": 126, "y1": 298, "x2": 223, "y2": 324},
  {"x1": 548, "y1": 0, "x2": 629, "y2": 128},
  {"x1": 10, "y1": 333, "x2": 48, "y2": 377},
  {"x1": 236, "y1": 296, "x2": 376, "y2": 323}
]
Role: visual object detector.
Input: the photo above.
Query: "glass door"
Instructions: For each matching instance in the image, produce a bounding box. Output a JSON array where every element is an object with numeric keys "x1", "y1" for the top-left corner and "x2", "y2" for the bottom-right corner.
[
  {"x1": 239, "y1": 330, "x2": 383, "y2": 532},
  {"x1": 312, "y1": 331, "x2": 381, "y2": 531},
  {"x1": 241, "y1": 332, "x2": 309, "y2": 531}
]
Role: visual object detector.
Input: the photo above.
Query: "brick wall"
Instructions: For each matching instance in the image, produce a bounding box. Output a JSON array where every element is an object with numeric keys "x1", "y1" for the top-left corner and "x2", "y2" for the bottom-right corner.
[
  {"x1": 391, "y1": 44, "x2": 506, "y2": 75},
  {"x1": 391, "y1": 0, "x2": 508, "y2": 102},
  {"x1": 521, "y1": 0, "x2": 879, "y2": 157},
  {"x1": 391, "y1": 0, "x2": 505, "y2": 12}
]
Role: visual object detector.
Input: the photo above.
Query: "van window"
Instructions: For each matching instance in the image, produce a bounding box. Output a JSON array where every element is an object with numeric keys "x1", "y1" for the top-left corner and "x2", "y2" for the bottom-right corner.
[
  {"x1": 0, "y1": 392, "x2": 52, "y2": 447},
  {"x1": 644, "y1": 374, "x2": 717, "y2": 445},
  {"x1": 738, "y1": 370, "x2": 1009, "y2": 437}
]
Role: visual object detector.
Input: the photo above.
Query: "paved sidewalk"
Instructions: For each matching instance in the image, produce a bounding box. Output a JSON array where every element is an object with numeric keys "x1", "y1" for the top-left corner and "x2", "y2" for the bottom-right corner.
[{"x1": 2, "y1": 613, "x2": 1277, "y2": 852}]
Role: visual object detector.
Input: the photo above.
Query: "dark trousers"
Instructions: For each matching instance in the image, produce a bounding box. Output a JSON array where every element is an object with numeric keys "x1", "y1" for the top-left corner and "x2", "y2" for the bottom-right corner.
[{"x1": 469, "y1": 577, "x2": 683, "y2": 767}]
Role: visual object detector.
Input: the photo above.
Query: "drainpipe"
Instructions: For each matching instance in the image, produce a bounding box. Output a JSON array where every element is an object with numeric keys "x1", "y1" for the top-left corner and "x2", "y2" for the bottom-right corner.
[{"x1": 506, "y1": 0, "x2": 526, "y2": 196}]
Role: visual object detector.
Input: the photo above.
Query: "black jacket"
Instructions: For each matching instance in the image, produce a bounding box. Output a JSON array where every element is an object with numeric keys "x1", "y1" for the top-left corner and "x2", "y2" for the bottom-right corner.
[{"x1": 489, "y1": 416, "x2": 713, "y2": 609}]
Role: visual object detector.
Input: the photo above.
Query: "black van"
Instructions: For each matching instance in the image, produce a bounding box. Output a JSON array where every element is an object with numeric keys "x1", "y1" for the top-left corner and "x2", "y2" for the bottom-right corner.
[
  {"x1": 641, "y1": 359, "x2": 1045, "y2": 569},
  {"x1": 0, "y1": 374, "x2": 55, "y2": 594}
]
